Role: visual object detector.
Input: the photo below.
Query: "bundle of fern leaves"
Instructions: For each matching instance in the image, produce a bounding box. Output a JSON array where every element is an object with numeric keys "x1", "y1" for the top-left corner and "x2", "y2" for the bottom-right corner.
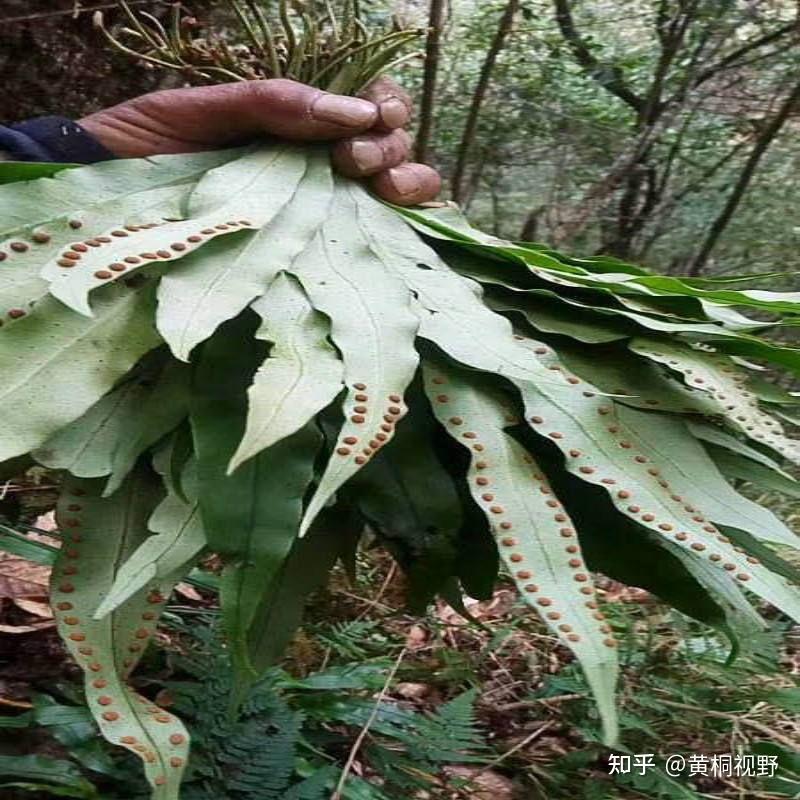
[{"x1": 0, "y1": 2, "x2": 799, "y2": 797}]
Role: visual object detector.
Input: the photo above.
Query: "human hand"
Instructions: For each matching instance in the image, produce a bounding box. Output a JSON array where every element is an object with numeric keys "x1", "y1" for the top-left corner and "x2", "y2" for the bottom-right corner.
[{"x1": 78, "y1": 76, "x2": 440, "y2": 206}]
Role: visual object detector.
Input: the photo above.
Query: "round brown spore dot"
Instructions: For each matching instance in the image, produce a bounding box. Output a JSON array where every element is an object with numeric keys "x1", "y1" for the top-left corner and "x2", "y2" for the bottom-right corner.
[
  {"x1": 109, "y1": 263, "x2": 127, "y2": 273},
  {"x1": 509, "y1": 553, "x2": 523, "y2": 563},
  {"x1": 579, "y1": 586, "x2": 593, "y2": 595},
  {"x1": 355, "y1": 456, "x2": 367, "y2": 465},
  {"x1": 500, "y1": 537, "x2": 516, "y2": 547},
  {"x1": 94, "y1": 270, "x2": 113, "y2": 280},
  {"x1": 63, "y1": 616, "x2": 80, "y2": 625},
  {"x1": 573, "y1": 573, "x2": 589, "y2": 583},
  {"x1": 353, "y1": 382, "x2": 367, "y2": 390},
  {"x1": 601, "y1": 478, "x2": 616, "y2": 485},
  {"x1": 155, "y1": 714, "x2": 171, "y2": 723},
  {"x1": 171, "y1": 242, "x2": 187, "y2": 251},
  {"x1": 169, "y1": 733, "x2": 185, "y2": 745},
  {"x1": 641, "y1": 513, "x2": 655, "y2": 522},
  {"x1": 475, "y1": 461, "x2": 488, "y2": 470},
  {"x1": 120, "y1": 736, "x2": 136, "y2": 745},
  {"x1": 537, "y1": 598, "x2": 552, "y2": 607},
  {"x1": 499, "y1": 521, "x2": 513, "y2": 531},
  {"x1": 0, "y1": 252, "x2": 7, "y2": 261},
  {"x1": 78, "y1": 646, "x2": 93, "y2": 656},
  {"x1": 170, "y1": 757, "x2": 184, "y2": 768},
  {"x1": 529, "y1": 416, "x2": 543, "y2": 424},
  {"x1": 187, "y1": 235, "x2": 203, "y2": 243},
  {"x1": 568, "y1": 559, "x2": 582, "y2": 568},
  {"x1": 578, "y1": 466, "x2": 594, "y2": 475},
  {"x1": 111, "y1": 230, "x2": 129, "y2": 237},
  {"x1": 69, "y1": 220, "x2": 83, "y2": 229},
  {"x1": 8, "y1": 309, "x2": 26, "y2": 319},
  {"x1": 375, "y1": 432, "x2": 388, "y2": 442},
  {"x1": 97, "y1": 696, "x2": 114, "y2": 706},
  {"x1": 462, "y1": 431, "x2": 477, "y2": 439},
  {"x1": 490, "y1": 505, "x2": 504, "y2": 515},
  {"x1": 546, "y1": 611, "x2": 561, "y2": 620},
  {"x1": 154, "y1": 776, "x2": 167, "y2": 786},
  {"x1": 553, "y1": 513, "x2": 567, "y2": 523},
  {"x1": 351, "y1": 414, "x2": 365, "y2": 424},
  {"x1": 128, "y1": 644, "x2": 142, "y2": 653},
  {"x1": 627, "y1": 505, "x2": 641, "y2": 514},
  {"x1": 634, "y1": 456, "x2": 648, "y2": 464},
  {"x1": 123, "y1": 256, "x2": 140, "y2": 265},
  {"x1": 569, "y1": 449, "x2": 581, "y2": 458},
  {"x1": 722, "y1": 563, "x2": 736, "y2": 571},
  {"x1": 336, "y1": 447, "x2": 351, "y2": 456},
  {"x1": 201, "y1": 228, "x2": 216, "y2": 235},
  {"x1": 604, "y1": 638, "x2": 617, "y2": 648},
  {"x1": 56, "y1": 602, "x2": 73, "y2": 611},
  {"x1": 102, "y1": 711, "x2": 119, "y2": 723},
  {"x1": 559, "y1": 624, "x2": 572, "y2": 633},
  {"x1": 134, "y1": 628, "x2": 150, "y2": 640},
  {"x1": 565, "y1": 545, "x2": 579, "y2": 554},
  {"x1": 476, "y1": 476, "x2": 489, "y2": 486},
  {"x1": 619, "y1": 441, "x2": 632, "y2": 449},
  {"x1": 139, "y1": 252, "x2": 158, "y2": 260},
  {"x1": 93, "y1": 679, "x2": 108, "y2": 689},
  {"x1": 658, "y1": 523, "x2": 673, "y2": 531},
  {"x1": 85, "y1": 239, "x2": 102, "y2": 247},
  {"x1": 10, "y1": 242, "x2": 29, "y2": 253},
  {"x1": 737, "y1": 574, "x2": 750, "y2": 582},
  {"x1": 559, "y1": 528, "x2": 574, "y2": 538},
  {"x1": 548, "y1": 432, "x2": 564, "y2": 440},
  {"x1": 32, "y1": 232, "x2": 51, "y2": 244},
  {"x1": 353, "y1": 405, "x2": 367, "y2": 414},
  {"x1": 62, "y1": 564, "x2": 78, "y2": 576},
  {"x1": 59, "y1": 582, "x2": 75, "y2": 593},
  {"x1": 88, "y1": 662, "x2": 102, "y2": 672},
  {"x1": 380, "y1": 424, "x2": 392, "y2": 433},
  {"x1": 545, "y1": 499, "x2": 559, "y2": 508}
]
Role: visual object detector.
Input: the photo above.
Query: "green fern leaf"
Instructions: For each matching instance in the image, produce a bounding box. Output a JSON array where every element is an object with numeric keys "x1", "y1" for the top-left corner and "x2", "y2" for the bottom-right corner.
[
  {"x1": 49, "y1": 469, "x2": 190, "y2": 800},
  {"x1": 423, "y1": 360, "x2": 620, "y2": 743}
]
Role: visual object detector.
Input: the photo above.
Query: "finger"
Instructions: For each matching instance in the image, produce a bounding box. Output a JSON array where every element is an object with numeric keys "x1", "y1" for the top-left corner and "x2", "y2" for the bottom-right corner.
[
  {"x1": 244, "y1": 79, "x2": 379, "y2": 140},
  {"x1": 331, "y1": 129, "x2": 411, "y2": 178},
  {"x1": 371, "y1": 163, "x2": 442, "y2": 206},
  {"x1": 359, "y1": 76, "x2": 413, "y2": 131}
]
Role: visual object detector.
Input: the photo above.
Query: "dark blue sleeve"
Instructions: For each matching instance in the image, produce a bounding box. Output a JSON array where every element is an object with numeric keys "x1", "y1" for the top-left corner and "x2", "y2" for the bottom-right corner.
[{"x1": 0, "y1": 117, "x2": 114, "y2": 164}]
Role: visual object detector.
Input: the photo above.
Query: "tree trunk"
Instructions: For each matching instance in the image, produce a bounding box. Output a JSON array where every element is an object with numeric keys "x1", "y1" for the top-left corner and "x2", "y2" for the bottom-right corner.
[
  {"x1": 415, "y1": 0, "x2": 447, "y2": 164},
  {"x1": 688, "y1": 77, "x2": 800, "y2": 275},
  {"x1": 450, "y1": 0, "x2": 520, "y2": 204}
]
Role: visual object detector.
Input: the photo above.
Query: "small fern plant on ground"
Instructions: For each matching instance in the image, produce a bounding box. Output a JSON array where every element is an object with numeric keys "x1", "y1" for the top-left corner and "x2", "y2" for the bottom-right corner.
[{"x1": 0, "y1": 1, "x2": 798, "y2": 797}]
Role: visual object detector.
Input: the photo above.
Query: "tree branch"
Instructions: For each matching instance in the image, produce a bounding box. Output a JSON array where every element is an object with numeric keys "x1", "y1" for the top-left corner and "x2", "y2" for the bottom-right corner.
[
  {"x1": 553, "y1": 0, "x2": 644, "y2": 113},
  {"x1": 688, "y1": 76, "x2": 800, "y2": 274},
  {"x1": 415, "y1": 0, "x2": 447, "y2": 164},
  {"x1": 451, "y1": 0, "x2": 520, "y2": 204}
]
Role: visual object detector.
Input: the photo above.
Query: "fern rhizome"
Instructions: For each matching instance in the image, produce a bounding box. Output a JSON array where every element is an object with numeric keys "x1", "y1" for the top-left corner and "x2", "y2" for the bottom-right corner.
[{"x1": 0, "y1": 2, "x2": 799, "y2": 797}]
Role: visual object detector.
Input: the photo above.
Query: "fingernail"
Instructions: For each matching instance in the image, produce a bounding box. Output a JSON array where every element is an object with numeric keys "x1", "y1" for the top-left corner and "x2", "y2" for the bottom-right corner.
[
  {"x1": 387, "y1": 167, "x2": 420, "y2": 197},
  {"x1": 379, "y1": 98, "x2": 409, "y2": 129},
  {"x1": 351, "y1": 140, "x2": 384, "y2": 172},
  {"x1": 312, "y1": 94, "x2": 377, "y2": 127}
]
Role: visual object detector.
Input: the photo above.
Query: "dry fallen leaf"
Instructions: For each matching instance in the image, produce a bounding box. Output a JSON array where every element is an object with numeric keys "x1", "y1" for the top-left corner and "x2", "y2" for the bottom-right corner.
[
  {"x1": 0, "y1": 554, "x2": 51, "y2": 599},
  {"x1": 13, "y1": 598, "x2": 53, "y2": 619},
  {"x1": 443, "y1": 766, "x2": 515, "y2": 799}
]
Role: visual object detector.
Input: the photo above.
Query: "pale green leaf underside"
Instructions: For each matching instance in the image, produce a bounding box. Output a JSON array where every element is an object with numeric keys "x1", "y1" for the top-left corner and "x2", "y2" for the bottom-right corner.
[
  {"x1": 0, "y1": 285, "x2": 160, "y2": 463},
  {"x1": 289, "y1": 180, "x2": 420, "y2": 536},
  {"x1": 630, "y1": 338, "x2": 800, "y2": 465},
  {"x1": 156, "y1": 147, "x2": 321, "y2": 361},
  {"x1": 230, "y1": 272, "x2": 344, "y2": 472},
  {"x1": 423, "y1": 361, "x2": 619, "y2": 745},
  {"x1": 96, "y1": 460, "x2": 206, "y2": 619},
  {"x1": 50, "y1": 472, "x2": 189, "y2": 800}
]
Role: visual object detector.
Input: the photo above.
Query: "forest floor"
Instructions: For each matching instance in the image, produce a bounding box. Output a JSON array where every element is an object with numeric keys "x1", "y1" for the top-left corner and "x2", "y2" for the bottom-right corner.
[{"x1": 1, "y1": 470, "x2": 800, "y2": 800}]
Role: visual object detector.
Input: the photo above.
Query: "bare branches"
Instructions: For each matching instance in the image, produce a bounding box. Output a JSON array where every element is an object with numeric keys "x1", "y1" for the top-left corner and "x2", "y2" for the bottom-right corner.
[
  {"x1": 451, "y1": 0, "x2": 520, "y2": 204},
  {"x1": 688, "y1": 76, "x2": 800, "y2": 274},
  {"x1": 552, "y1": 0, "x2": 644, "y2": 113},
  {"x1": 416, "y1": 0, "x2": 448, "y2": 163}
]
